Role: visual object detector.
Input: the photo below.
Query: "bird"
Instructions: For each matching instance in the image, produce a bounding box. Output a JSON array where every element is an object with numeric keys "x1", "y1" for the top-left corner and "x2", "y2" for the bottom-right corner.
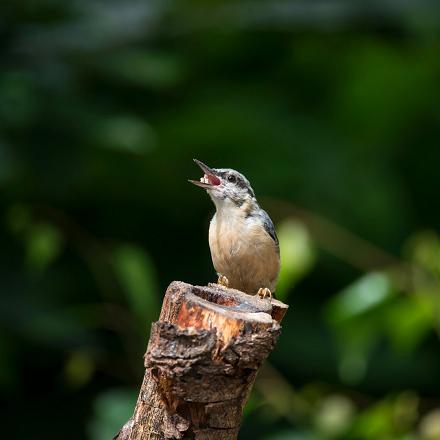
[{"x1": 189, "y1": 159, "x2": 280, "y2": 299}]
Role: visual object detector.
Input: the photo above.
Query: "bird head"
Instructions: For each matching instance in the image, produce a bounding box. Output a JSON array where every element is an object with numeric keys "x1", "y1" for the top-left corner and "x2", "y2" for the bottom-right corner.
[{"x1": 189, "y1": 159, "x2": 256, "y2": 208}]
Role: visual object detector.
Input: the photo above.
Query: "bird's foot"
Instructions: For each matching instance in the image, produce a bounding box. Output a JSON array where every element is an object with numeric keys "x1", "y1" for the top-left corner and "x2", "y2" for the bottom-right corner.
[
  {"x1": 257, "y1": 287, "x2": 272, "y2": 300},
  {"x1": 217, "y1": 274, "x2": 230, "y2": 288}
]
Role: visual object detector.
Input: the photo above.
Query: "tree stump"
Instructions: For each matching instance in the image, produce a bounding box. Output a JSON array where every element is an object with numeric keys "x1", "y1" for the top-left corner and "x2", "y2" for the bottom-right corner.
[{"x1": 115, "y1": 281, "x2": 288, "y2": 440}]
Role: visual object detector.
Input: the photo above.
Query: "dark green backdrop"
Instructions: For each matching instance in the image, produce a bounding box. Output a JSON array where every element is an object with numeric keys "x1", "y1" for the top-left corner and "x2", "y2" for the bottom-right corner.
[{"x1": 1, "y1": 1, "x2": 440, "y2": 439}]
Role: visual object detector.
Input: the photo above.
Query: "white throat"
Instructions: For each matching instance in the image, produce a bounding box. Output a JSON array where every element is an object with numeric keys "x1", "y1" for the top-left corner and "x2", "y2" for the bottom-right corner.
[{"x1": 209, "y1": 195, "x2": 237, "y2": 212}]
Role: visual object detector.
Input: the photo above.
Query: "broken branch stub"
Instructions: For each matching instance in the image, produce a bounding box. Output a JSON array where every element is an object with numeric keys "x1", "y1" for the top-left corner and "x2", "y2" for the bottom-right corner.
[{"x1": 115, "y1": 281, "x2": 288, "y2": 440}]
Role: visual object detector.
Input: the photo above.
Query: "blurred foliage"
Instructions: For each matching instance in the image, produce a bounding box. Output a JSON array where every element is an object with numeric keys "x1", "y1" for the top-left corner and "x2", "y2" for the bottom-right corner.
[
  {"x1": 1, "y1": 0, "x2": 440, "y2": 439},
  {"x1": 277, "y1": 219, "x2": 315, "y2": 301},
  {"x1": 88, "y1": 388, "x2": 137, "y2": 440},
  {"x1": 112, "y1": 244, "x2": 160, "y2": 328}
]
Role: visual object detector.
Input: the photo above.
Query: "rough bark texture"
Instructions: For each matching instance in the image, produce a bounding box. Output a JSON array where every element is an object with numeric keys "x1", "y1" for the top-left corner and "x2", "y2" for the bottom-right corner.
[{"x1": 115, "y1": 281, "x2": 288, "y2": 440}]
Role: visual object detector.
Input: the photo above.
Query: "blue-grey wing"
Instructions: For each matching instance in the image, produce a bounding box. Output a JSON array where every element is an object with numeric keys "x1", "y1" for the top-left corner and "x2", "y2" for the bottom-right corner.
[{"x1": 260, "y1": 209, "x2": 279, "y2": 253}]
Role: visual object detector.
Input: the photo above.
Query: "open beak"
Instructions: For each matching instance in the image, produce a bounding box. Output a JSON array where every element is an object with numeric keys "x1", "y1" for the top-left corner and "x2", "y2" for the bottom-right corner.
[{"x1": 189, "y1": 159, "x2": 221, "y2": 189}]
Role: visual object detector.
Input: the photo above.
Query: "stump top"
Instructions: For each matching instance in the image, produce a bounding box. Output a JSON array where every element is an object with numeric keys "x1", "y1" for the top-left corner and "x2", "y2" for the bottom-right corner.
[{"x1": 160, "y1": 281, "x2": 288, "y2": 345}]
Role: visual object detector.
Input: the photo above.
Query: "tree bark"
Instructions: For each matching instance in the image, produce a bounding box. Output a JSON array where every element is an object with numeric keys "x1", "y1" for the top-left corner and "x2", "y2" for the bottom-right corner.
[{"x1": 115, "y1": 281, "x2": 288, "y2": 440}]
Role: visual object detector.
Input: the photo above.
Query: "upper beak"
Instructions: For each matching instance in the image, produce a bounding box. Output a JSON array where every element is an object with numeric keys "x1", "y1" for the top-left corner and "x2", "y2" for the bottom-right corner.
[
  {"x1": 193, "y1": 159, "x2": 215, "y2": 175},
  {"x1": 189, "y1": 159, "x2": 221, "y2": 188}
]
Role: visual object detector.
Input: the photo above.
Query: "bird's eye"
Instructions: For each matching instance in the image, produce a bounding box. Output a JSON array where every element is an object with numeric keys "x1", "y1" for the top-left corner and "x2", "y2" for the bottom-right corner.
[{"x1": 227, "y1": 174, "x2": 237, "y2": 183}]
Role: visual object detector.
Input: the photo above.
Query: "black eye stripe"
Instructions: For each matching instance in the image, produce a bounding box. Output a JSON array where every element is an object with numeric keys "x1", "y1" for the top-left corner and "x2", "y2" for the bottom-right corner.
[
  {"x1": 215, "y1": 169, "x2": 255, "y2": 197},
  {"x1": 236, "y1": 179, "x2": 247, "y2": 189}
]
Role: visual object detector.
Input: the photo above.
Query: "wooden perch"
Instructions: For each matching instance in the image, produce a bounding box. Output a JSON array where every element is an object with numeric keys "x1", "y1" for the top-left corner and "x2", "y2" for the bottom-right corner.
[{"x1": 115, "y1": 281, "x2": 288, "y2": 440}]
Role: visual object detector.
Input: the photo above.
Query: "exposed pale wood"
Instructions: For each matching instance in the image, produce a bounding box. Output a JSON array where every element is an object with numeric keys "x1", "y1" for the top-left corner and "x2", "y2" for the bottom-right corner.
[{"x1": 115, "y1": 281, "x2": 288, "y2": 440}]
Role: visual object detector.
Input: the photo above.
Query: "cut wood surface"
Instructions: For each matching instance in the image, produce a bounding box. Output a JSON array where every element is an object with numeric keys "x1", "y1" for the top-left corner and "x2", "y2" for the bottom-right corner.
[{"x1": 115, "y1": 281, "x2": 288, "y2": 440}]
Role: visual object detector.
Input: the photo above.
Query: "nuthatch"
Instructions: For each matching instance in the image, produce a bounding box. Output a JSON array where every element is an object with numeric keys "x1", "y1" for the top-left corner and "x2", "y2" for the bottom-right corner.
[{"x1": 190, "y1": 159, "x2": 280, "y2": 299}]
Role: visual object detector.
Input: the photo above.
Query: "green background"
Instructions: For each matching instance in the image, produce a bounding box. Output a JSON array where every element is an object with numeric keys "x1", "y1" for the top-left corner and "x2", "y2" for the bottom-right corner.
[{"x1": 1, "y1": 1, "x2": 440, "y2": 439}]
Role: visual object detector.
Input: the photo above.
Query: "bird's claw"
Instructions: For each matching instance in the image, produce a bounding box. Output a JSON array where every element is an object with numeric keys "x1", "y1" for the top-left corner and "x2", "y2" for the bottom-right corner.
[
  {"x1": 217, "y1": 274, "x2": 229, "y2": 287},
  {"x1": 257, "y1": 287, "x2": 272, "y2": 300}
]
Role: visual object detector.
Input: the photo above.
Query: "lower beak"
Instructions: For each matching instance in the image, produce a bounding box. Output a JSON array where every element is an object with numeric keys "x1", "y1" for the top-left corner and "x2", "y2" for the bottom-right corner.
[{"x1": 188, "y1": 179, "x2": 213, "y2": 189}]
